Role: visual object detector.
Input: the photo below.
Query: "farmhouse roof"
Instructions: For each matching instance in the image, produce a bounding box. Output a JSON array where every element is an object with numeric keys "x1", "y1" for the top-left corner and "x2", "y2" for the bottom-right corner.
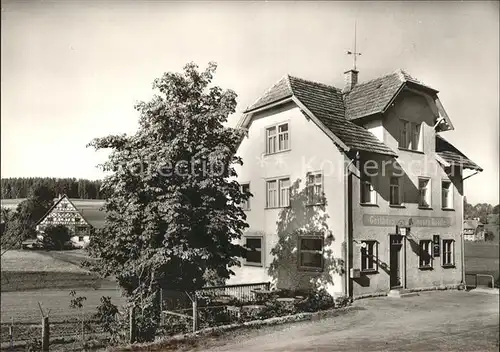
[
  {"x1": 464, "y1": 219, "x2": 484, "y2": 230},
  {"x1": 36, "y1": 195, "x2": 106, "y2": 229}
]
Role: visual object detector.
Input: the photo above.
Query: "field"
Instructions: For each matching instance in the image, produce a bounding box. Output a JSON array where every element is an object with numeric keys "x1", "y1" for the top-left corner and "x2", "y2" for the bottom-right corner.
[
  {"x1": 0, "y1": 250, "x2": 104, "y2": 292},
  {"x1": 464, "y1": 241, "x2": 499, "y2": 286}
]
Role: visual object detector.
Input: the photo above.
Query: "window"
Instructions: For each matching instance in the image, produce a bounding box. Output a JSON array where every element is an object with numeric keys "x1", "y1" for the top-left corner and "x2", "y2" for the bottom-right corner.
[
  {"x1": 389, "y1": 177, "x2": 402, "y2": 206},
  {"x1": 361, "y1": 241, "x2": 378, "y2": 272},
  {"x1": 278, "y1": 123, "x2": 289, "y2": 151},
  {"x1": 442, "y1": 240, "x2": 454, "y2": 267},
  {"x1": 75, "y1": 216, "x2": 81, "y2": 222},
  {"x1": 419, "y1": 240, "x2": 433, "y2": 269},
  {"x1": 61, "y1": 203, "x2": 68, "y2": 209},
  {"x1": 78, "y1": 236, "x2": 84, "y2": 242},
  {"x1": 245, "y1": 237, "x2": 263, "y2": 266},
  {"x1": 266, "y1": 123, "x2": 289, "y2": 154},
  {"x1": 266, "y1": 127, "x2": 276, "y2": 154},
  {"x1": 399, "y1": 119, "x2": 422, "y2": 151},
  {"x1": 266, "y1": 177, "x2": 290, "y2": 208},
  {"x1": 399, "y1": 120, "x2": 409, "y2": 149},
  {"x1": 307, "y1": 172, "x2": 324, "y2": 205},
  {"x1": 241, "y1": 183, "x2": 251, "y2": 210},
  {"x1": 298, "y1": 237, "x2": 323, "y2": 270},
  {"x1": 442, "y1": 180, "x2": 453, "y2": 209},
  {"x1": 361, "y1": 176, "x2": 377, "y2": 204},
  {"x1": 418, "y1": 178, "x2": 431, "y2": 208},
  {"x1": 279, "y1": 178, "x2": 290, "y2": 207}
]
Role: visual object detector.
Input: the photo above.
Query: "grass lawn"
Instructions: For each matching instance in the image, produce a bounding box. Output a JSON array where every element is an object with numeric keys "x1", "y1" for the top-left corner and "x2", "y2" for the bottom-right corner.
[{"x1": 1, "y1": 250, "x2": 88, "y2": 272}]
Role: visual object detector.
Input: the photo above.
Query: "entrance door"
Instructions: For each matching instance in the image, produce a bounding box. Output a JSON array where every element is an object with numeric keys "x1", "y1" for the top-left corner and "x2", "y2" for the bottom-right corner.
[{"x1": 390, "y1": 235, "x2": 403, "y2": 288}]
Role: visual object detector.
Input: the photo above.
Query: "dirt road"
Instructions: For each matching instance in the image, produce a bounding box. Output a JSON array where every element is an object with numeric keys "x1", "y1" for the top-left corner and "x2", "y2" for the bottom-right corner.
[{"x1": 195, "y1": 290, "x2": 499, "y2": 352}]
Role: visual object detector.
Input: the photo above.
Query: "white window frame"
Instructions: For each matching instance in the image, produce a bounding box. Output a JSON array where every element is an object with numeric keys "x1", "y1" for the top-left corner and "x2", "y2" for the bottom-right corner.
[
  {"x1": 306, "y1": 171, "x2": 324, "y2": 205},
  {"x1": 360, "y1": 176, "x2": 377, "y2": 205},
  {"x1": 266, "y1": 177, "x2": 290, "y2": 208},
  {"x1": 418, "y1": 177, "x2": 432, "y2": 208},
  {"x1": 244, "y1": 236, "x2": 264, "y2": 267},
  {"x1": 441, "y1": 180, "x2": 454, "y2": 209},
  {"x1": 442, "y1": 239, "x2": 455, "y2": 267},
  {"x1": 419, "y1": 240, "x2": 433, "y2": 269},
  {"x1": 399, "y1": 119, "x2": 422, "y2": 151},
  {"x1": 241, "y1": 183, "x2": 251, "y2": 211},
  {"x1": 265, "y1": 122, "x2": 290, "y2": 154},
  {"x1": 298, "y1": 236, "x2": 324, "y2": 271},
  {"x1": 361, "y1": 240, "x2": 378, "y2": 273},
  {"x1": 389, "y1": 176, "x2": 403, "y2": 206}
]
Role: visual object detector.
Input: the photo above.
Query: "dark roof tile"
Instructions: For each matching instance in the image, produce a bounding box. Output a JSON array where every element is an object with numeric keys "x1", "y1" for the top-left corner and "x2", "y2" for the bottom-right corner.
[{"x1": 436, "y1": 135, "x2": 482, "y2": 171}]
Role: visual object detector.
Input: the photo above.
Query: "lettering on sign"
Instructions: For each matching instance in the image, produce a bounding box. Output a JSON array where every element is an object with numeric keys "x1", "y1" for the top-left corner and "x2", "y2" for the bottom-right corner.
[{"x1": 363, "y1": 215, "x2": 452, "y2": 228}]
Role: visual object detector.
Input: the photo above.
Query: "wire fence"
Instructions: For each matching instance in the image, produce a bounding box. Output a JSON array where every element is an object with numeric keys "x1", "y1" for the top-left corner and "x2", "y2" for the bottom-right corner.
[{"x1": 1, "y1": 282, "x2": 273, "y2": 350}]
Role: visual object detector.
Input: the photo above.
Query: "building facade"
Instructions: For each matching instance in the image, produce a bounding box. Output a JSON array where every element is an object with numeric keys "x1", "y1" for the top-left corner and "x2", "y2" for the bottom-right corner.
[
  {"x1": 229, "y1": 69, "x2": 482, "y2": 298},
  {"x1": 36, "y1": 195, "x2": 97, "y2": 248}
]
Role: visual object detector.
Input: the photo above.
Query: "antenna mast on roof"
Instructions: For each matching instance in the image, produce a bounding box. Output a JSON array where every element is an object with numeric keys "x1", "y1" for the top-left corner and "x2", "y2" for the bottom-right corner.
[{"x1": 346, "y1": 20, "x2": 362, "y2": 70}]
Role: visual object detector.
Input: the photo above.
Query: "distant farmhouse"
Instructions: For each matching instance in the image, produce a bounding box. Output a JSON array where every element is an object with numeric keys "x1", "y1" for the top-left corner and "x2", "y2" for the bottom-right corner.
[
  {"x1": 35, "y1": 195, "x2": 106, "y2": 248},
  {"x1": 463, "y1": 219, "x2": 485, "y2": 242}
]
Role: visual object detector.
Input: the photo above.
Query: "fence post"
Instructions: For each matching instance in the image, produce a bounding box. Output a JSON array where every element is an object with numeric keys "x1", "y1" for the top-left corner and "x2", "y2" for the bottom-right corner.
[
  {"x1": 160, "y1": 289, "x2": 164, "y2": 326},
  {"x1": 41, "y1": 316, "x2": 49, "y2": 351},
  {"x1": 129, "y1": 306, "x2": 136, "y2": 344},
  {"x1": 9, "y1": 317, "x2": 13, "y2": 349},
  {"x1": 192, "y1": 294, "x2": 198, "y2": 333}
]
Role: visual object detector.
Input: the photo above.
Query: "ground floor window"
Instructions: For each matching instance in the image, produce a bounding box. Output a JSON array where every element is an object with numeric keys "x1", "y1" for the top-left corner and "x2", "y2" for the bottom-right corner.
[
  {"x1": 442, "y1": 239, "x2": 455, "y2": 267},
  {"x1": 361, "y1": 240, "x2": 378, "y2": 273},
  {"x1": 245, "y1": 236, "x2": 263, "y2": 266},
  {"x1": 419, "y1": 240, "x2": 433, "y2": 269},
  {"x1": 298, "y1": 236, "x2": 323, "y2": 271},
  {"x1": 78, "y1": 236, "x2": 84, "y2": 242}
]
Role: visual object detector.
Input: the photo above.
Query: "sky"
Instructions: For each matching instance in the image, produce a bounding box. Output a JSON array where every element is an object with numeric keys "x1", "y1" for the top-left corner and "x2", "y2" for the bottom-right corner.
[{"x1": 1, "y1": 0, "x2": 499, "y2": 205}]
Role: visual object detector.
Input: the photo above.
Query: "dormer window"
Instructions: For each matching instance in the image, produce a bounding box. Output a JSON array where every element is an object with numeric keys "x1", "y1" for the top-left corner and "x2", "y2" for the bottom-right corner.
[
  {"x1": 399, "y1": 119, "x2": 422, "y2": 151},
  {"x1": 266, "y1": 122, "x2": 289, "y2": 154}
]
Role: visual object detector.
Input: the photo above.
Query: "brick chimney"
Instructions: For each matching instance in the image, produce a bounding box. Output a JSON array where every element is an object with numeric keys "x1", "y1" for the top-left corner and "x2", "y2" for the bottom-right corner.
[{"x1": 343, "y1": 69, "x2": 359, "y2": 93}]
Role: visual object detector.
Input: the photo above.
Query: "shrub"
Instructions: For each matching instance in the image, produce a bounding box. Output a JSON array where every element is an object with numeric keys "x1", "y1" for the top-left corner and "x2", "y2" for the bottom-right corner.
[
  {"x1": 25, "y1": 338, "x2": 42, "y2": 352},
  {"x1": 93, "y1": 296, "x2": 121, "y2": 344},
  {"x1": 294, "y1": 288, "x2": 335, "y2": 312}
]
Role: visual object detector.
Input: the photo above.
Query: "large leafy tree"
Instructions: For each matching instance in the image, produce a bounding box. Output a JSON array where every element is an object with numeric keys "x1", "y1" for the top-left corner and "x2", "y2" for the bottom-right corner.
[
  {"x1": 86, "y1": 62, "x2": 248, "y2": 341},
  {"x1": 1, "y1": 184, "x2": 55, "y2": 254}
]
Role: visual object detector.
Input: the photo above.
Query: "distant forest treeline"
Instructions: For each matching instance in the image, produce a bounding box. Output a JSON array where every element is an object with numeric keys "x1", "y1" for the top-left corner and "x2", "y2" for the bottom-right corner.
[{"x1": 1, "y1": 177, "x2": 104, "y2": 199}]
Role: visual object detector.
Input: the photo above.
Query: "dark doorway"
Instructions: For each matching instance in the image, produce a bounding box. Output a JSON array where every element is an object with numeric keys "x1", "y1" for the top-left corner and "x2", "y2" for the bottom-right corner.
[{"x1": 390, "y1": 235, "x2": 403, "y2": 288}]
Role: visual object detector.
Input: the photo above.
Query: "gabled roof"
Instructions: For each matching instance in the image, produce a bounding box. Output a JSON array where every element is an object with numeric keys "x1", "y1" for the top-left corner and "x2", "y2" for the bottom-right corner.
[
  {"x1": 36, "y1": 195, "x2": 106, "y2": 229},
  {"x1": 464, "y1": 219, "x2": 484, "y2": 230},
  {"x1": 242, "y1": 74, "x2": 396, "y2": 157},
  {"x1": 344, "y1": 69, "x2": 439, "y2": 121},
  {"x1": 435, "y1": 135, "x2": 483, "y2": 171}
]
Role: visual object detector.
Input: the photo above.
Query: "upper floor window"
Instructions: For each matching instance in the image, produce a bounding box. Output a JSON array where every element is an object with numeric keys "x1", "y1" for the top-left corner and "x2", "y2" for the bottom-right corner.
[
  {"x1": 306, "y1": 172, "x2": 323, "y2": 205},
  {"x1": 418, "y1": 178, "x2": 431, "y2": 208},
  {"x1": 361, "y1": 176, "x2": 377, "y2": 205},
  {"x1": 441, "y1": 180, "x2": 454, "y2": 209},
  {"x1": 61, "y1": 203, "x2": 68, "y2": 209},
  {"x1": 399, "y1": 119, "x2": 422, "y2": 151},
  {"x1": 361, "y1": 240, "x2": 378, "y2": 273},
  {"x1": 266, "y1": 123, "x2": 289, "y2": 154},
  {"x1": 266, "y1": 177, "x2": 290, "y2": 208},
  {"x1": 419, "y1": 240, "x2": 433, "y2": 269},
  {"x1": 389, "y1": 177, "x2": 402, "y2": 206},
  {"x1": 241, "y1": 183, "x2": 251, "y2": 211}
]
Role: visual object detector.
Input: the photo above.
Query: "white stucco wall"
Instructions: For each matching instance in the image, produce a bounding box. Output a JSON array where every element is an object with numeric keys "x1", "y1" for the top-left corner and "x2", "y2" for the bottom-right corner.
[
  {"x1": 229, "y1": 102, "x2": 347, "y2": 296},
  {"x1": 364, "y1": 119, "x2": 384, "y2": 143}
]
